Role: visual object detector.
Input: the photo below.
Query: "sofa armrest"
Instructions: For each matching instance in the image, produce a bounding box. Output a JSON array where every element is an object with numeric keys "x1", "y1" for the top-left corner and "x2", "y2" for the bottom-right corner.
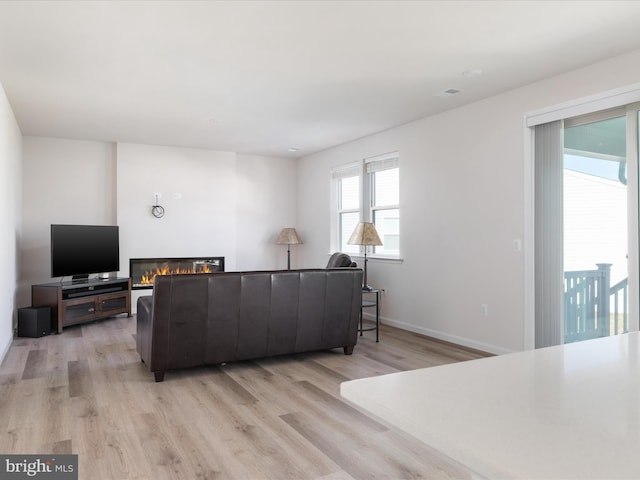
[{"x1": 136, "y1": 295, "x2": 153, "y2": 366}]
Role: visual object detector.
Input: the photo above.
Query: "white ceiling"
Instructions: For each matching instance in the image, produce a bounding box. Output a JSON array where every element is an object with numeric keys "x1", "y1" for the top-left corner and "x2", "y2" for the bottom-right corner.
[{"x1": 2, "y1": 1, "x2": 640, "y2": 159}]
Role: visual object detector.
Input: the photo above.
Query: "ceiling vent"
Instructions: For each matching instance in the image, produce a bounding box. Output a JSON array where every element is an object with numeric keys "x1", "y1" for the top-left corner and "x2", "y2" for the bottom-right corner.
[{"x1": 434, "y1": 88, "x2": 464, "y2": 98}]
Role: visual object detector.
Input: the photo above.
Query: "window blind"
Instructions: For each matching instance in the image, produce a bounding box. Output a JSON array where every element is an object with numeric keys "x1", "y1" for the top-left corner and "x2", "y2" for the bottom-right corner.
[
  {"x1": 365, "y1": 152, "x2": 399, "y2": 173},
  {"x1": 535, "y1": 120, "x2": 564, "y2": 348},
  {"x1": 331, "y1": 162, "x2": 361, "y2": 179}
]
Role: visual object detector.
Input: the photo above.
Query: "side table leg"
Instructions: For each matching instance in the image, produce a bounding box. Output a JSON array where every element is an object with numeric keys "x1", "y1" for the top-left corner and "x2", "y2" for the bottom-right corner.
[{"x1": 376, "y1": 290, "x2": 380, "y2": 342}]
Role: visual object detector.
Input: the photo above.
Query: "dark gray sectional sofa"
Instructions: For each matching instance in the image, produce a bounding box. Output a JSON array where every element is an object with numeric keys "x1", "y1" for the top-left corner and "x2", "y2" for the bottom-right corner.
[{"x1": 136, "y1": 268, "x2": 363, "y2": 381}]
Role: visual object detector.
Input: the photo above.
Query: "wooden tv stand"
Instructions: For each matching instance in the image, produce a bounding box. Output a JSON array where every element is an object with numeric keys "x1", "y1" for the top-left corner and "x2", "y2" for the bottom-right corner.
[{"x1": 32, "y1": 277, "x2": 131, "y2": 333}]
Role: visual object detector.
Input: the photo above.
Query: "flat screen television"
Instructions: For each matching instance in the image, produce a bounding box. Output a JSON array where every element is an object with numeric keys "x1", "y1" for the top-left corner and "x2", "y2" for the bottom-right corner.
[{"x1": 51, "y1": 224, "x2": 120, "y2": 281}]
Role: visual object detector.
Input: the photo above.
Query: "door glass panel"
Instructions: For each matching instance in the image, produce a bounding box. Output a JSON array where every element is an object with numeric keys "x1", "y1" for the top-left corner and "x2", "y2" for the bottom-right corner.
[{"x1": 563, "y1": 116, "x2": 628, "y2": 343}]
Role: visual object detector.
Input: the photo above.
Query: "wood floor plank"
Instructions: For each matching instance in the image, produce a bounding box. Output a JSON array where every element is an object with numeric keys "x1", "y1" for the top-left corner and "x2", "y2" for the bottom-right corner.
[
  {"x1": 5, "y1": 376, "x2": 47, "y2": 431},
  {"x1": 21, "y1": 348, "x2": 48, "y2": 380},
  {"x1": 68, "y1": 359, "x2": 94, "y2": 398},
  {"x1": 132, "y1": 411, "x2": 198, "y2": 480},
  {"x1": 162, "y1": 378, "x2": 283, "y2": 479},
  {"x1": 295, "y1": 380, "x2": 388, "y2": 433},
  {"x1": 35, "y1": 384, "x2": 71, "y2": 452},
  {"x1": 45, "y1": 337, "x2": 75, "y2": 388},
  {"x1": 51, "y1": 438, "x2": 73, "y2": 454},
  {"x1": 0, "y1": 315, "x2": 488, "y2": 479},
  {"x1": 280, "y1": 410, "x2": 401, "y2": 480}
]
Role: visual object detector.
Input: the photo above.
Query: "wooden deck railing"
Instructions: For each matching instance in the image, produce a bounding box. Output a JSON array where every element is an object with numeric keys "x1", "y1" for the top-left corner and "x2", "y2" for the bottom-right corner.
[
  {"x1": 610, "y1": 277, "x2": 628, "y2": 335},
  {"x1": 564, "y1": 264, "x2": 628, "y2": 343}
]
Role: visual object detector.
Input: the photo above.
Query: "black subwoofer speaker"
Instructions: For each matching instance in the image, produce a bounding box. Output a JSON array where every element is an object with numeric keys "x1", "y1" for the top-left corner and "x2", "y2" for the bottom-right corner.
[{"x1": 18, "y1": 306, "x2": 51, "y2": 338}]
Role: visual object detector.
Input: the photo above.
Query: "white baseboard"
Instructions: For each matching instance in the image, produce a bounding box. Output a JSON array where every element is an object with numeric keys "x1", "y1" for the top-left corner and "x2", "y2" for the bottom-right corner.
[
  {"x1": 362, "y1": 312, "x2": 515, "y2": 356},
  {"x1": 0, "y1": 334, "x2": 12, "y2": 366}
]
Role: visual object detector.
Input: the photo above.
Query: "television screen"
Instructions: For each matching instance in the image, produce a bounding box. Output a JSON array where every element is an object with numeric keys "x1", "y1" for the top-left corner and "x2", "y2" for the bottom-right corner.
[{"x1": 51, "y1": 224, "x2": 120, "y2": 279}]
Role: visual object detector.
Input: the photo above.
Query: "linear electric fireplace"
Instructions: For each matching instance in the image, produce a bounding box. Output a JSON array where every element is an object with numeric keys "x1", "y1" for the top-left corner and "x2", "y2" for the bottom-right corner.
[{"x1": 130, "y1": 257, "x2": 225, "y2": 289}]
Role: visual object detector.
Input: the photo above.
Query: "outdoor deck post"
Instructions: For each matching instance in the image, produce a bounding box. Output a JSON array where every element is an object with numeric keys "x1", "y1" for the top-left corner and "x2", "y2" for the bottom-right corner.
[{"x1": 597, "y1": 263, "x2": 612, "y2": 335}]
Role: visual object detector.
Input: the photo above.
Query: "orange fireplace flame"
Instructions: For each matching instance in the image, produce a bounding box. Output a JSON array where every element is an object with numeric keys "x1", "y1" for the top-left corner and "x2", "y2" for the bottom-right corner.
[{"x1": 140, "y1": 264, "x2": 213, "y2": 285}]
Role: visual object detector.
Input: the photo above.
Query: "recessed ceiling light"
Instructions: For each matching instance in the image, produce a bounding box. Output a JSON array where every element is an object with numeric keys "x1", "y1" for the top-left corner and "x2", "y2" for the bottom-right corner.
[
  {"x1": 462, "y1": 68, "x2": 483, "y2": 78},
  {"x1": 434, "y1": 88, "x2": 464, "y2": 98},
  {"x1": 288, "y1": 147, "x2": 300, "y2": 152}
]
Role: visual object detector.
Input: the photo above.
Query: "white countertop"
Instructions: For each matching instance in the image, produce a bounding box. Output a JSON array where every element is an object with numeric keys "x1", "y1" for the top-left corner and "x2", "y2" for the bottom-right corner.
[{"x1": 341, "y1": 332, "x2": 640, "y2": 479}]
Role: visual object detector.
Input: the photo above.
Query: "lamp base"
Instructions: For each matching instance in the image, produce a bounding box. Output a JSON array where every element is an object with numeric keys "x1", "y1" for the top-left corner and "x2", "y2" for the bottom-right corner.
[{"x1": 362, "y1": 252, "x2": 373, "y2": 291}]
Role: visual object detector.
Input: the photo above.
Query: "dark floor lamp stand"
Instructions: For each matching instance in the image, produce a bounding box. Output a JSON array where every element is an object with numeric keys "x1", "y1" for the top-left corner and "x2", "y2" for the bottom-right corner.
[{"x1": 362, "y1": 249, "x2": 372, "y2": 291}]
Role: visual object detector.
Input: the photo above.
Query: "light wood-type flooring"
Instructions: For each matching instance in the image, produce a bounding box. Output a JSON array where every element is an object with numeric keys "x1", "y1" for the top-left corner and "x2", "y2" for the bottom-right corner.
[{"x1": 0, "y1": 315, "x2": 489, "y2": 479}]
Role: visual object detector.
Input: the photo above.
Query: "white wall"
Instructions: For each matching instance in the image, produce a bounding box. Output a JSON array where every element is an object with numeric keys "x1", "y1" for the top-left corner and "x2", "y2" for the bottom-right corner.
[
  {"x1": 297, "y1": 48, "x2": 640, "y2": 354},
  {"x1": 19, "y1": 140, "x2": 297, "y2": 313},
  {"x1": 0, "y1": 82, "x2": 22, "y2": 361},
  {"x1": 116, "y1": 143, "x2": 238, "y2": 269},
  {"x1": 235, "y1": 154, "x2": 298, "y2": 271},
  {"x1": 116, "y1": 144, "x2": 297, "y2": 308},
  {"x1": 20, "y1": 137, "x2": 116, "y2": 306},
  {"x1": 16, "y1": 48, "x2": 640, "y2": 355}
]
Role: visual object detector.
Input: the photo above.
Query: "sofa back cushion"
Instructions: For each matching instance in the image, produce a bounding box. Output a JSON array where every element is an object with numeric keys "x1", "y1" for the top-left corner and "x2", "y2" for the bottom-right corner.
[{"x1": 149, "y1": 269, "x2": 362, "y2": 371}]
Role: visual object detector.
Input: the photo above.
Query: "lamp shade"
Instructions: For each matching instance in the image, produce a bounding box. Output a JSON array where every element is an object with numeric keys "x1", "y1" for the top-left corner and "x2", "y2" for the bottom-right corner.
[
  {"x1": 347, "y1": 222, "x2": 382, "y2": 246},
  {"x1": 276, "y1": 228, "x2": 302, "y2": 245}
]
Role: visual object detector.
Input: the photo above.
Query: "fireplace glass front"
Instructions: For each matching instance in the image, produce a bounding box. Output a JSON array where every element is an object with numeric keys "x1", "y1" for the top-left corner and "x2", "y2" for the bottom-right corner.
[{"x1": 129, "y1": 256, "x2": 225, "y2": 289}]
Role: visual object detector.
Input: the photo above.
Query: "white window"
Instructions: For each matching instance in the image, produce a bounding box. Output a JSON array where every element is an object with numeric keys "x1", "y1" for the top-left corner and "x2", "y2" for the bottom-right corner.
[
  {"x1": 331, "y1": 153, "x2": 400, "y2": 257},
  {"x1": 332, "y1": 163, "x2": 361, "y2": 254},
  {"x1": 366, "y1": 153, "x2": 399, "y2": 256}
]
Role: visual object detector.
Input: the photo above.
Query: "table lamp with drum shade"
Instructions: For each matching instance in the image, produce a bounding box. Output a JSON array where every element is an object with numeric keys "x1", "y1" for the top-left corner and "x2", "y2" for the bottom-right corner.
[
  {"x1": 276, "y1": 228, "x2": 303, "y2": 270},
  {"x1": 347, "y1": 222, "x2": 382, "y2": 291}
]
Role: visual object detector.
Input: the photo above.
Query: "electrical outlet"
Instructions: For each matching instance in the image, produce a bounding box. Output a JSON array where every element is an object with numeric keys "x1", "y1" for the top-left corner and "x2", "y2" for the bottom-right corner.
[
  {"x1": 481, "y1": 304, "x2": 488, "y2": 317},
  {"x1": 380, "y1": 288, "x2": 386, "y2": 296},
  {"x1": 513, "y1": 238, "x2": 522, "y2": 252}
]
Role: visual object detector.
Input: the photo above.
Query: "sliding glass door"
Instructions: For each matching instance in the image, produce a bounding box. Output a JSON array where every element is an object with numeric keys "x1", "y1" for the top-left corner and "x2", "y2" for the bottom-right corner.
[
  {"x1": 534, "y1": 103, "x2": 640, "y2": 348},
  {"x1": 563, "y1": 113, "x2": 629, "y2": 342}
]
